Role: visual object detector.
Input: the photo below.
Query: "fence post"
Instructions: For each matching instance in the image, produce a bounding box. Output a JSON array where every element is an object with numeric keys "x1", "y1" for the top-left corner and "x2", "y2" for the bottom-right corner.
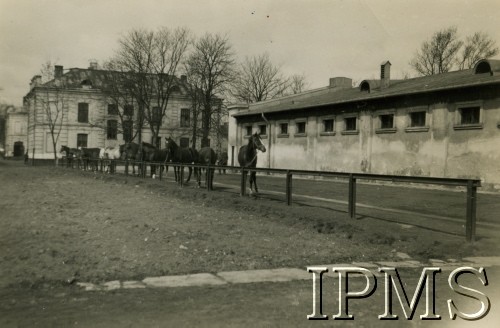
[
  {"x1": 241, "y1": 169, "x2": 247, "y2": 196},
  {"x1": 348, "y1": 174, "x2": 357, "y2": 218},
  {"x1": 286, "y1": 171, "x2": 293, "y2": 205},
  {"x1": 31, "y1": 148, "x2": 35, "y2": 166},
  {"x1": 180, "y1": 164, "x2": 184, "y2": 187},
  {"x1": 466, "y1": 180, "x2": 477, "y2": 243}
]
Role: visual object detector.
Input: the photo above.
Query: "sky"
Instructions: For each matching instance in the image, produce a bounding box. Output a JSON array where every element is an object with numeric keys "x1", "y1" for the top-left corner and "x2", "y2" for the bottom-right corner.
[{"x1": 1, "y1": 0, "x2": 500, "y2": 106}]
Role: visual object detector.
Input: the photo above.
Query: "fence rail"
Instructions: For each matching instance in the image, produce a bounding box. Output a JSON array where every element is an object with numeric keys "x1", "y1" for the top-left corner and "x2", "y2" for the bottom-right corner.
[{"x1": 53, "y1": 157, "x2": 481, "y2": 243}]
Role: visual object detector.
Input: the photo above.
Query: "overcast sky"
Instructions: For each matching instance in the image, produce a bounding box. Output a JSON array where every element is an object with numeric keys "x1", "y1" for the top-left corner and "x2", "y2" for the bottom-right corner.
[{"x1": 1, "y1": 0, "x2": 499, "y2": 106}]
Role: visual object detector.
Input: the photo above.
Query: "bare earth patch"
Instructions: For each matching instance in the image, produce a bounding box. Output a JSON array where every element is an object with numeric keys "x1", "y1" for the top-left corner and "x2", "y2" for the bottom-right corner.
[{"x1": 1, "y1": 160, "x2": 499, "y2": 289}]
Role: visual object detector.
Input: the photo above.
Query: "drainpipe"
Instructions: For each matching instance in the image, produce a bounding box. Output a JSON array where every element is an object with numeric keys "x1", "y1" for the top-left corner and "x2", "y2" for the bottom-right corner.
[{"x1": 261, "y1": 113, "x2": 271, "y2": 169}]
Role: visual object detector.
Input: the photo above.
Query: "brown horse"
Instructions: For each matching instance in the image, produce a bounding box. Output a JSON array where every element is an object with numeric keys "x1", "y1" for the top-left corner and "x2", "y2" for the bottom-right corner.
[
  {"x1": 238, "y1": 133, "x2": 266, "y2": 194},
  {"x1": 141, "y1": 142, "x2": 168, "y2": 178},
  {"x1": 121, "y1": 142, "x2": 140, "y2": 175},
  {"x1": 165, "y1": 137, "x2": 195, "y2": 184},
  {"x1": 195, "y1": 147, "x2": 217, "y2": 189}
]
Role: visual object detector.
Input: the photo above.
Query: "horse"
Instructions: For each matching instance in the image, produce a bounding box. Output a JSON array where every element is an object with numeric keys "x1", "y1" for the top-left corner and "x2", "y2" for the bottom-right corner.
[
  {"x1": 195, "y1": 147, "x2": 217, "y2": 189},
  {"x1": 59, "y1": 145, "x2": 79, "y2": 167},
  {"x1": 103, "y1": 146, "x2": 122, "y2": 173},
  {"x1": 217, "y1": 151, "x2": 228, "y2": 174},
  {"x1": 164, "y1": 137, "x2": 195, "y2": 184},
  {"x1": 78, "y1": 147, "x2": 101, "y2": 171},
  {"x1": 238, "y1": 132, "x2": 266, "y2": 195},
  {"x1": 121, "y1": 142, "x2": 140, "y2": 175},
  {"x1": 141, "y1": 142, "x2": 168, "y2": 178}
]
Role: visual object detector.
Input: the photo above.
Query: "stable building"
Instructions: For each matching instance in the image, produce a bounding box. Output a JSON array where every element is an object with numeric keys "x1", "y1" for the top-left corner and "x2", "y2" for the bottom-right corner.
[{"x1": 228, "y1": 59, "x2": 500, "y2": 190}]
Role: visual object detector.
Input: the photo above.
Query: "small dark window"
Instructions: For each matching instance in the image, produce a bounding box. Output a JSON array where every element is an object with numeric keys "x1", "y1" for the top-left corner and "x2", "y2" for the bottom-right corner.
[
  {"x1": 123, "y1": 120, "x2": 133, "y2": 142},
  {"x1": 344, "y1": 117, "x2": 357, "y2": 131},
  {"x1": 152, "y1": 107, "x2": 161, "y2": 124},
  {"x1": 296, "y1": 122, "x2": 306, "y2": 134},
  {"x1": 78, "y1": 103, "x2": 89, "y2": 123},
  {"x1": 107, "y1": 104, "x2": 118, "y2": 115},
  {"x1": 258, "y1": 124, "x2": 267, "y2": 136},
  {"x1": 107, "y1": 120, "x2": 117, "y2": 140},
  {"x1": 460, "y1": 107, "x2": 480, "y2": 125},
  {"x1": 180, "y1": 108, "x2": 190, "y2": 127},
  {"x1": 77, "y1": 134, "x2": 88, "y2": 148},
  {"x1": 323, "y1": 119, "x2": 334, "y2": 132},
  {"x1": 180, "y1": 137, "x2": 189, "y2": 148},
  {"x1": 380, "y1": 114, "x2": 394, "y2": 129},
  {"x1": 410, "y1": 111, "x2": 426, "y2": 127},
  {"x1": 124, "y1": 105, "x2": 134, "y2": 117},
  {"x1": 280, "y1": 123, "x2": 288, "y2": 135},
  {"x1": 245, "y1": 126, "x2": 252, "y2": 136}
]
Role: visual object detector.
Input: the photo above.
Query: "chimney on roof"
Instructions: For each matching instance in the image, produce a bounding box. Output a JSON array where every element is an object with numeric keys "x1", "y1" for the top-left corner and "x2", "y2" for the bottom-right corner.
[
  {"x1": 329, "y1": 77, "x2": 352, "y2": 90},
  {"x1": 89, "y1": 61, "x2": 98, "y2": 70},
  {"x1": 30, "y1": 75, "x2": 42, "y2": 91},
  {"x1": 380, "y1": 61, "x2": 391, "y2": 88},
  {"x1": 54, "y1": 65, "x2": 63, "y2": 78}
]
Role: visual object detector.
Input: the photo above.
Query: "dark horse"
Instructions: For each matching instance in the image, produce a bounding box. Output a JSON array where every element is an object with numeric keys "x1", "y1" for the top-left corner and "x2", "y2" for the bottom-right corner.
[
  {"x1": 238, "y1": 133, "x2": 266, "y2": 194},
  {"x1": 164, "y1": 137, "x2": 195, "y2": 184},
  {"x1": 121, "y1": 142, "x2": 140, "y2": 175},
  {"x1": 78, "y1": 147, "x2": 101, "y2": 171},
  {"x1": 141, "y1": 142, "x2": 168, "y2": 178},
  {"x1": 195, "y1": 147, "x2": 217, "y2": 189},
  {"x1": 60, "y1": 145, "x2": 80, "y2": 167},
  {"x1": 217, "y1": 151, "x2": 228, "y2": 174}
]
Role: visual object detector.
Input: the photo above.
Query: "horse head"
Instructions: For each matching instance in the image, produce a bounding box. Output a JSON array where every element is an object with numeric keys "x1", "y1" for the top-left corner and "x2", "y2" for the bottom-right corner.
[{"x1": 251, "y1": 133, "x2": 266, "y2": 153}]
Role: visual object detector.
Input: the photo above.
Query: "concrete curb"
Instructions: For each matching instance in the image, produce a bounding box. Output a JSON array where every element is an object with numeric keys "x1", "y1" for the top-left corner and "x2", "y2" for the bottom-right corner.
[{"x1": 76, "y1": 256, "x2": 500, "y2": 292}]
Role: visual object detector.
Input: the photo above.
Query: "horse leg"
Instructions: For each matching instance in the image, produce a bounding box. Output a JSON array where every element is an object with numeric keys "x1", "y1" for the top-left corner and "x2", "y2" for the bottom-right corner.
[{"x1": 186, "y1": 167, "x2": 192, "y2": 183}]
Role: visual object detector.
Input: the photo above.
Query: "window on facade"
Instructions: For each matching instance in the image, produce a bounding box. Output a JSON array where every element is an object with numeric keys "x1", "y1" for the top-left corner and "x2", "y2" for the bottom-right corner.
[
  {"x1": 245, "y1": 125, "x2": 252, "y2": 136},
  {"x1": 77, "y1": 134, "x2": 88, "y2": 148},
  {"x1": 152, "y1": 107, "x2": 161, "y2": 124},
  {"x1": 180, "y1": 137, "x2": 189, "y2": 148},
  {"x1": 409, "y1": 111, "x2": 426, "y2": 127},
  {"x1": 379, "y1": 114, "x2": 394, "y2": 129},
  {"x1": 279, "y1": 123, "x2": 288, "y2": 135},
  {"x1": 296, "y1": 121, "x2": 306, "y2": 134},
  {"x1": 107, "y1": 104, "x2": 118, "y2": 115},
  {"x1": 460, "y1": 106, "x2": 480, "y2": 125},
  {"x1": 180, "y1": 108, "x2": 190, "y2": 127},
  {"x1": 123, "y1": 120, "x2": 133, "y2": 142},
  {"x1": 258, "y1": 124, "x2": 267, "y2": 136},
  {"x1": 124, "y1": 105, "x2": 134, "y2": 117},
  {"x1": 323, "y1": 119, "x2": 334, "y2": 133},
  {"x1": 107, "y1": 120, "x2": 117, "y2": 140},
  {"x1": 344, "y1": 117, "x2": 357, "y2": 131},
  {"x1": 78, "y1": 103, "x2": 89, "y2": 123}
]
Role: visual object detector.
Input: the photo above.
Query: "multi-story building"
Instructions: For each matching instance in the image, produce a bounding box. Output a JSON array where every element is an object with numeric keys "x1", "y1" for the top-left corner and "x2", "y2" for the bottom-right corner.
[
  {"x1": 228, "y1": 59, "x2": 500, "y2": 190},
  {"x1": 23, "y1": 64, "x2": 227, "y2": 159}
]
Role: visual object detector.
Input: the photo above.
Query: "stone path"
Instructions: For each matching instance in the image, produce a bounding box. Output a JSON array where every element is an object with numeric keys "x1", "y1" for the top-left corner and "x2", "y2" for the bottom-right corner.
[{"x1": 77, "y1": 256, "x2": 500, "y2": 292}]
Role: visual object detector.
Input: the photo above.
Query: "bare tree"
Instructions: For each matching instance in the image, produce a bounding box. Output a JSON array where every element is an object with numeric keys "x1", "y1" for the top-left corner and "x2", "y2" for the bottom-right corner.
[
  {"x1": 458, "y1": 32, "x2": 499, "y2": 69},
  {"x1": 39, "y1": 61, "x2": 67, "y2": 161},
  {"x1": 410, "y1": 27, "x2": 463, "y2": 76},
  {"x1": 286, "y1": 74, "x2": 309, "y2": 95},
  {"x1": 108, "y1": 27, "x2": 191, "y2": 146},
  {"x1": 231, "y1": 53, "x2": 290, "y2": 103},
  {"x1": 185, "y1": 33, "x2": 235, "y2": 147}
]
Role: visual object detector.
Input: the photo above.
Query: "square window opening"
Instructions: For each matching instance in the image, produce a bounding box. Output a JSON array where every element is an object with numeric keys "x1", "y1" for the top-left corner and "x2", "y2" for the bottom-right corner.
[
  {"x1": 323, "y1": 119, "x2": 334, "y2": 132},
  {"x1": 296, "y1": 122, "x2": 306, "y2": 134},
  {"x1": 344, "y1": 117, "x2": 357, "y2": 131},
  {"x1": 280, "y1": 123, "x2": 288, "y2": 135},
  {"x1": 460, "y1": 107, "x2": 480, "y2": 125},
  {"x1": 410, "y1": 111, "x2": 426, "y2": 127},
  {"x1": 379, "y1": 114, "x2": 394, "y2": 129}
]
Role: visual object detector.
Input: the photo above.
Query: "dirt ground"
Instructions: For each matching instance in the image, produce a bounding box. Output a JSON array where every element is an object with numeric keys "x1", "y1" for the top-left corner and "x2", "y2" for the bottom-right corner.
[{"x1": 1, "y1": 159, "x2": 499, "y2": 290}]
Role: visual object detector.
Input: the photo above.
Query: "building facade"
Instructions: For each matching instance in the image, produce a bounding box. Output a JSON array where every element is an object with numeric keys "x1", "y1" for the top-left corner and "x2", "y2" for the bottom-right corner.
[
  {"x1": 23, "y1": 65, "x2": 227, "y2": 159},
  {"x1": 1, "y1": 106, "x2": 28, "y2": 157},
  {"x1": 228, "y1": 59, "x2": 500, "y2": 190}
]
